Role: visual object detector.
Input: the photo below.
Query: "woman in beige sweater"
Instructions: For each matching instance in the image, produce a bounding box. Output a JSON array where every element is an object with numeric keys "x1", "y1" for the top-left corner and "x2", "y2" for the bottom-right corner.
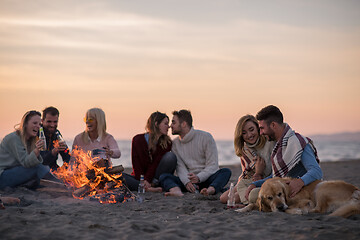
[{"x1": 220, "y1": 115, "x2": 274, "y2": 206}]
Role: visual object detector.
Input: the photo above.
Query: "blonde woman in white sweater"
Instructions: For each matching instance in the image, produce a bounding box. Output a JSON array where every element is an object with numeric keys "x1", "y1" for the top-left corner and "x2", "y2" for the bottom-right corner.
[
  {"x1": 159, "y1": 110, "x2": 231, "y2": 196},
  {"x1": 219, "y1": 115, "x2": 274, "y2": 206}
]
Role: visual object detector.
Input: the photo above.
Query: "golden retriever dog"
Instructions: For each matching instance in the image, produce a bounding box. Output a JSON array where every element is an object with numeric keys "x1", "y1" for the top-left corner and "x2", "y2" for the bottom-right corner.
[{"x1": 236, "y1": 177, "x2": 360, "y2": 218}]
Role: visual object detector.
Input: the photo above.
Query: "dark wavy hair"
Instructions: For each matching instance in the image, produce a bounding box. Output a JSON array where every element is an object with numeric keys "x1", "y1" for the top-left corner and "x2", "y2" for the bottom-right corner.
[{"x1": 146, "y1": 111, "x2": 171, "y2": 152}]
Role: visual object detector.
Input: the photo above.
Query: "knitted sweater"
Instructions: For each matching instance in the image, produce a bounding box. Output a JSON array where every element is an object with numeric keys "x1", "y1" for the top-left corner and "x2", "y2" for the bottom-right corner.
[
  {"x1": 71, "y1": 132, "x2": 121, "y2": 163},
  {"x1": 172, "y1": 128, "x2": 219, "y2": 185},
  {"x1": 0, "y1": 132, "x2": 43, "y2": 176}
]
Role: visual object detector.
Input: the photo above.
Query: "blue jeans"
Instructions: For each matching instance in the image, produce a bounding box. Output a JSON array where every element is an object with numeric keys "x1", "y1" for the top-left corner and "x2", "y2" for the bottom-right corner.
[
  {"x1": 159, "y1": 168, "x2": 231, "y2": 194},
  {"x1": 123, "y1": 152, "x2": 177, "y2": 191},
  {"x1": 0, "y1": 164, "x2": 50, "y2": 190}
]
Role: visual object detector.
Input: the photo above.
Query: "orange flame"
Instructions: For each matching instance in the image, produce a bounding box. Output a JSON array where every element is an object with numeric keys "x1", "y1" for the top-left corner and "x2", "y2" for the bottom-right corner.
[
  {"x1": 53, "y1": 140, "x2": 69, "y2": 154},
  {"x1": 52, "y1": 147, "x2": 133, "y2": 204}
]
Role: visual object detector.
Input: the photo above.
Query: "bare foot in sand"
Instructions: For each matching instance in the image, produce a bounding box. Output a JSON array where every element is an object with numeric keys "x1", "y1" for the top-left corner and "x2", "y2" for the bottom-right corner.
[
  {"x1": 200, "y1": 186, "x2": 215, "y2": 196},
  {"x1": 164, "y1": 187, "x2": 184, "y2": 197},
  {"x1": 146, "y1": 187, "x2": 163, "y2": 193}
]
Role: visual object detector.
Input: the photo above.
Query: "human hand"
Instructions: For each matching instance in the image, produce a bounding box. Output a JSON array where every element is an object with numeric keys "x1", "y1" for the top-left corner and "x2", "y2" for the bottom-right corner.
[
  {"x1": 185, "y1": 182, "x2": 196, "y2": 193},
  {"x1": 103, "y1": 147, "x2": 113, "y2": 158},
  {"x1": 58, "y1": 141, "x2": 67, "y2": 151},
  {"x1": 52, "y1": 140, "x2": 68, "y2": 156},
  {"x1": 285, "y1": 178, "x2": 304, "y2": 198},
  {"x1": 34, "y1": 139, "x2": 44, "y2": 156},
  {"x1": 188, "y1": 173, "x2": 200, "y2": 184},
  {"x1": 51, "y1": 147, "x2": 59, "y2": 156},
  {"x1": 144, "y1": 180, "x2": 152, "y2": 190},
  {"x1": 245, "y1": 184, "x2": 256, "y2": 201},
  {"x1": 254, "y1": 156, "x2": 265, "y2": 175},
  {"x1": 35, "y1": 138, "x2": 45, "y2": 151},
  {"x1": 252, "y1": 173, "x2": 263, "y2": 181}
]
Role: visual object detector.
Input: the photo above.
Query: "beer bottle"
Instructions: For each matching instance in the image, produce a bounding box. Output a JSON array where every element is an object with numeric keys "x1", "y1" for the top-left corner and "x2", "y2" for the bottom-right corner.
[
  {"x1": 39, "y1": 127, "x2": 46, "y2": 151},
  {"x1": 56, "y1": 130, "x2": 69, "y2": 153}
]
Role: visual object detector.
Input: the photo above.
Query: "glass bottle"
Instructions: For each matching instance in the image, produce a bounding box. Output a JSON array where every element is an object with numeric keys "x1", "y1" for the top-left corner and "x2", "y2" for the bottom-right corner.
[
  {"x1": 137, "y1": 175, "x2": 145, "y2": 202},
  {"x1": 56, "y1": 130, "x2": 69, "y2": 154},
  {"x1": 56, "y1": 130, "x2": 65, "y2": 144},
  {"x1": 39, "y1": 127, "x2": 46, "y2": 151},
  {"x1": 227, "y1": 182, "x2": 235, "y2": 208}
]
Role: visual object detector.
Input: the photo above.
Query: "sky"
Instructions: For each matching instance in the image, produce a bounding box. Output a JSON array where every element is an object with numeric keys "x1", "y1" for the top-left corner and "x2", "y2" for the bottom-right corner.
[{"x1": 0, "y1": 0, "x2": 359, "y2": 140}]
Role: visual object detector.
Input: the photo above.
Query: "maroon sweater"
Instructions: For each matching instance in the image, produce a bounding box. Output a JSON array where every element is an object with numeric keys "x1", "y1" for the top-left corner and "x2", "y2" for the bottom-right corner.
[{"x1": 131, "y1": 133, "x2": 172, "y2": 182}]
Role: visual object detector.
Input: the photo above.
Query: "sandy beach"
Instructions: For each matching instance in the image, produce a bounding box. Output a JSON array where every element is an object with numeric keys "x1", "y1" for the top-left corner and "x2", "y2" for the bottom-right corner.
[{"x1": 1, "y1": 160, "x2": 359, "y2": 240}]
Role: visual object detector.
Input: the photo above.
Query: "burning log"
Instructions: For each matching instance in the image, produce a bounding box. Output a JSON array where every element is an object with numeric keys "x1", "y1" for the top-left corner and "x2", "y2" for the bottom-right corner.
[
  {"x1": 104, "y1": 165, "x2": 124, "y2": 174},
  {"x1": 92, "y1": 158, "x2": 110, "y2": 168},
  {"x1": 53, "y1": 148, "x2": 135, "y2": 204},
  {"x1": 73, "y1": 185, "x2": 91, "y2": 198}
]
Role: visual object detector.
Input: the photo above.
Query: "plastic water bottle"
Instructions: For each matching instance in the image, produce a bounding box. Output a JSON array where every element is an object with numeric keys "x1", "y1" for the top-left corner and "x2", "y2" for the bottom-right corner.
[
  {"x1": 137, "y1": 175, "x2": 145, "y2": 202},
  {"x1": 227, "y1": 182, "x2": 235, "y2": 208},
  {"x1": 39, "y1": 127, "x2": 46, "y2": 151}
]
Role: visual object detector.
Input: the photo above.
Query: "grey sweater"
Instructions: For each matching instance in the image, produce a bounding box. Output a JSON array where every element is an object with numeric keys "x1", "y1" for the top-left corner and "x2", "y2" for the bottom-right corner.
[
  {"x1": 0, "y1": 132, "x2": 43, "y2": 176},
  {"x1": 172, "y1": 128, "x2": 219, "y2": 185}
]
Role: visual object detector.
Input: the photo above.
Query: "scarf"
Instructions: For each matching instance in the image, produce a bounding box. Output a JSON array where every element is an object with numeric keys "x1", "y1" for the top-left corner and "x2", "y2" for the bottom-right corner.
[
  {"x1": 240, "y1": 138, "x2": 260, "y2": 179},
  {"x1": 271, "y1": 124, "x2": 320, "y2": 177}
]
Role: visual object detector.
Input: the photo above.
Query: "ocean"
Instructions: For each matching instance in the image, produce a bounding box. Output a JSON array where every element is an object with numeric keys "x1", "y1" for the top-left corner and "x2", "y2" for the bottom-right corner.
[{"x1": 60, "y1": 138, "x2": 360, "y2": 168}]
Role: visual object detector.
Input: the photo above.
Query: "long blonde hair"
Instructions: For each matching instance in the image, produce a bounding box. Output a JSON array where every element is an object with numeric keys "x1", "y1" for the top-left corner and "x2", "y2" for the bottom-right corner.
[
  {"x1": 82, "y1": 108, "x2": 107, "y2": 144},
  {"x1": 15, "y1": 110, "x2": 41, "y2": 153},
  {"x1": 234, "y1": 114, "x2": 266, "y2": 157},
  {"x1": 146, "y1": 111, "x2": 171, "y2": 152}
]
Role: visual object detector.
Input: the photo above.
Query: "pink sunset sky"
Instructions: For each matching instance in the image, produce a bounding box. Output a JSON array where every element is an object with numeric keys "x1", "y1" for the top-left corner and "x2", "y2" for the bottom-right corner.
[{"x1": 1, "y1": 0, "x2": 359, "y2": 140}]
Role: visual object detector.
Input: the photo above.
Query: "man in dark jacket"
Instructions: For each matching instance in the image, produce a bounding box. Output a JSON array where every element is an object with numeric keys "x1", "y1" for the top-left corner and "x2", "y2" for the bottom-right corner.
[{"x1": 41, "y1": 106, "x2": 70, "y2": 170}]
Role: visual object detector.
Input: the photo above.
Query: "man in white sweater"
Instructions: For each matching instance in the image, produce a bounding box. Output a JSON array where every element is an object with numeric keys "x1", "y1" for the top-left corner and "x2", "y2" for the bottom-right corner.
[{"x1": 159, "y1": 110, "x2": 231, "y2": 196}]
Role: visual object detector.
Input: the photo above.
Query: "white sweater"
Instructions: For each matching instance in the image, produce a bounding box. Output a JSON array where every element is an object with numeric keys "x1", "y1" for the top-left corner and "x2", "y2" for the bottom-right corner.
[{"x1": 172, "y1": 128, "x2": 219, "y2": 185}]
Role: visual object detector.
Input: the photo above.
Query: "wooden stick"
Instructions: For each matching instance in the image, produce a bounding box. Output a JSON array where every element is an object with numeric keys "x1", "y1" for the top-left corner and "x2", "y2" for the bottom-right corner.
[{"x1": 104, "y1": 165, "x2": 124, "y2": 174}]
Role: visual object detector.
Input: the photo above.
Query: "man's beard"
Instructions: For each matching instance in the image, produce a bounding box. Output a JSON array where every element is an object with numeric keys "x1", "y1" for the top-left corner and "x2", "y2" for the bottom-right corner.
[
  {"x1": 172, "y1": 129, "x2": 180, "y2": 135},
  {"x1": 267, "y1": 131, "x2": 276, "y2": 141},
  {"x1": 44, "y1": 127, "x2": 56, "y2": 135}
]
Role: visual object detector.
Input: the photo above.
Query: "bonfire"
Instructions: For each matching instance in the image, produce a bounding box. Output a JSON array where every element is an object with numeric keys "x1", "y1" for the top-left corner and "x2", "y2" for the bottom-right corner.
[{"x1": 52, "y1": 144, "x2": 136, "y2": 204}]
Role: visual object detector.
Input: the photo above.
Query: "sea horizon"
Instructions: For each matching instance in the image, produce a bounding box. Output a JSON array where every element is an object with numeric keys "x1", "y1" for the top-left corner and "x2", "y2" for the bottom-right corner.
[
  {"x1": 60, "y1": 137, "x2": 360, "y2": 168},
  {"x1": 1, "y1": 132, "x2": 360, "y2": 168}
]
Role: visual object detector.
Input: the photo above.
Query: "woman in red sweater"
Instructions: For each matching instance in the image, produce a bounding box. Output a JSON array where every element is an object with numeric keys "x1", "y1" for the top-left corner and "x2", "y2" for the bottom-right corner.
[{"x1": 123, "y1": 111, "x2": 177, "y2": 191}]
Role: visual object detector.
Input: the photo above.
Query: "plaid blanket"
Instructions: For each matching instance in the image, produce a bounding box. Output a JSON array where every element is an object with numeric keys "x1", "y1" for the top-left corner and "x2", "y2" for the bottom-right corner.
[
  {"x1": 271, "y1": 124, "x2": 319, "y2": 177},
  {"x1": 240, "y1": 143, "x2": 258, "y2": 179}
]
